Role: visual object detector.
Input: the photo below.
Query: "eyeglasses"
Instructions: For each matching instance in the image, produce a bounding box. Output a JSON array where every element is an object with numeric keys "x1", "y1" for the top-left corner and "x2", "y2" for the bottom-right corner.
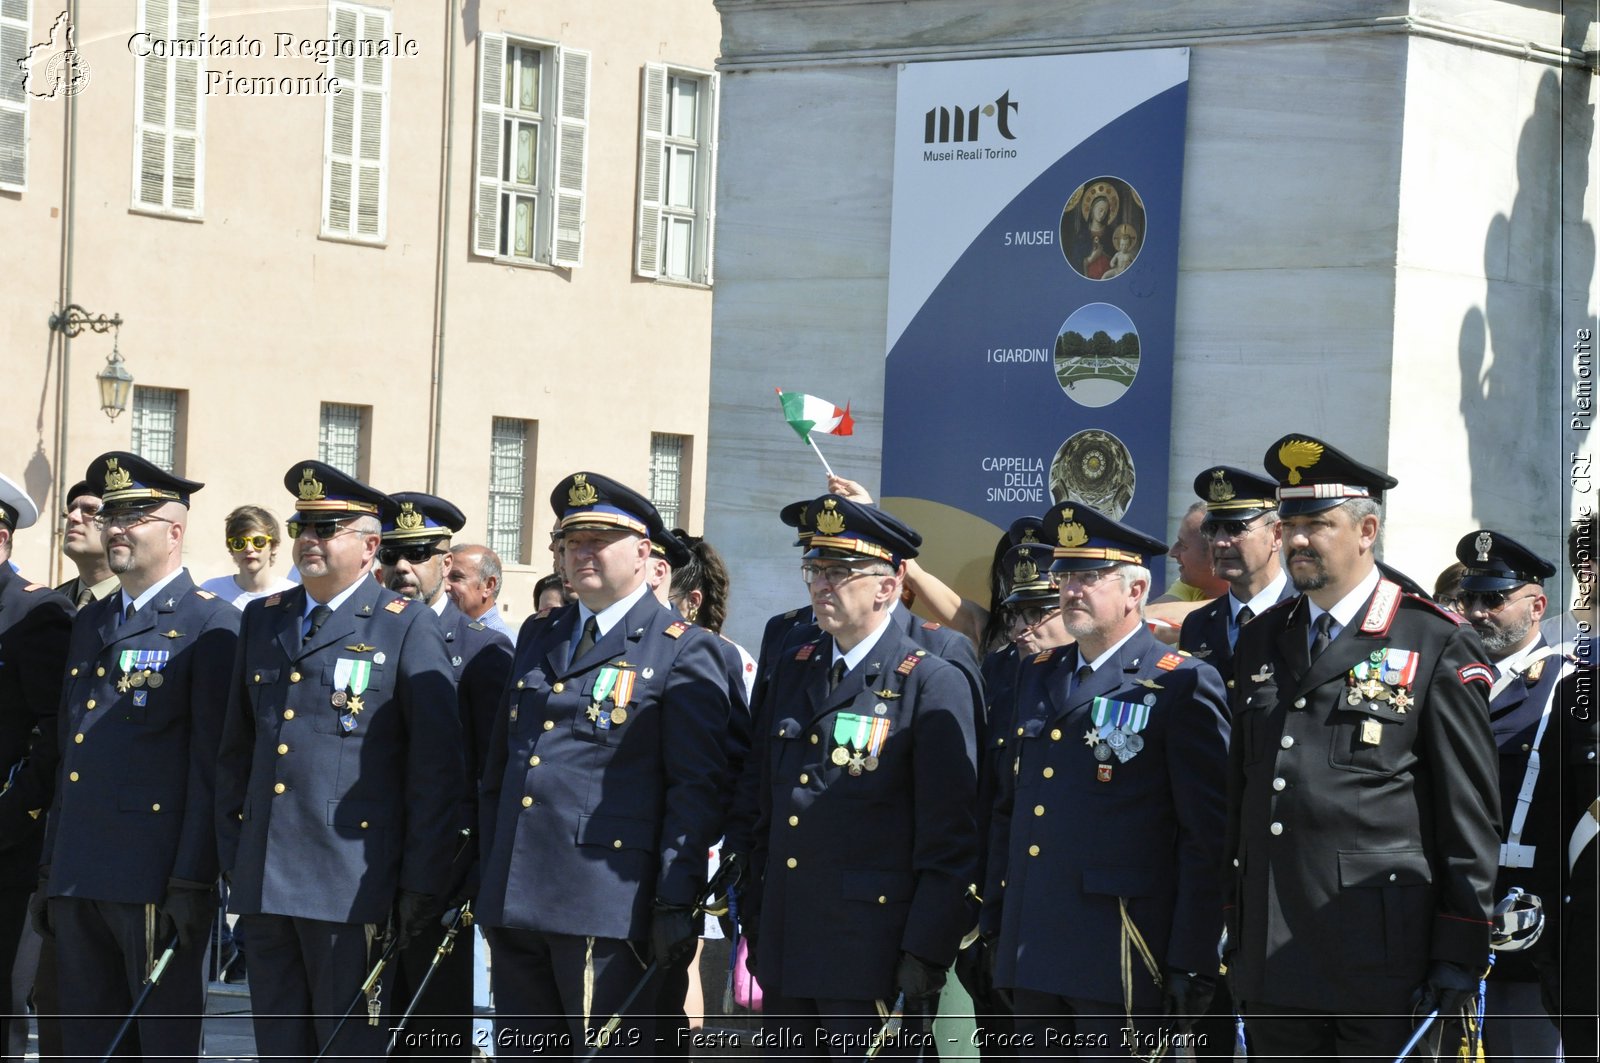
[
  {"x1": 62, "y1": 503, "x2": 102, "y2": 523},
  {"x1": 1009, "y1": 604, "x2": 1061, "y2": 629},
  {"x1": 1049, "y1": 568, "x2": 1118, "y2": 590},
  {"x1": 800, "y1": 563, "x2": 874, "y2": 586},
  {"x1": 1458, "y1": 589, "x2": 1540, "y2": 613},
  {"x1": 377, "y1": 544, "x2": 446, "y2": 566},
  {"x1": 1201, "y1": 517, "x2": 1266, "y2": 541},
  {"x1": 93, "y1": 510, "x2": 172, "y2": 531},
  {"x1": 227, "y1": 535, "x2": 274, "y2": 552},
  {"x1": 287, "y1": 519, "x2": 359, "y2": 541},
  {"x1": 1435, "y1": 596, "x2": 1463, "y2": 613}
]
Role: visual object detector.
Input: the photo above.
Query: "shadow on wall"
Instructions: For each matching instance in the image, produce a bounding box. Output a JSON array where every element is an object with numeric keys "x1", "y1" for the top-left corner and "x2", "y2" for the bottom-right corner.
[{"x1": 1459, "y1": 49, "x2": 1594, "y2": 550}]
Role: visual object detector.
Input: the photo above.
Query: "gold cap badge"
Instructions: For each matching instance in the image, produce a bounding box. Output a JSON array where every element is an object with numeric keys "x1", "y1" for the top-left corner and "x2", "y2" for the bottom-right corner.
[
  {"x1": 103, "y1": 458, "x2": 132, "y2": 492},
  {"x1": 1020, "y1": 528, "x2": 1038, "y2": 543},
  {"x1": 1013, "y1": 557, "x2": 1039, "y2": 585},
  {"x1": 396, "y1": 502, "x2": 424, "y2": 531},
  {"x1": 1277, "y1": 440, "x2": 1324, "y2": 486},
  {"x1": 1208, "y1": 469, "x2": 1235, "y2": 503},
  {"x1": 567, "y1": 474, "x2": 598, "y2": 508},
  {"x1": 1057, "y1": 511, "x2": 1087, "y2": 549},
  {"x1": 297, "y1": 468, "x2": 325, "y2": 501},
  {"x1": 814, "y1": 498, "x2": 846, "y2": 536}
]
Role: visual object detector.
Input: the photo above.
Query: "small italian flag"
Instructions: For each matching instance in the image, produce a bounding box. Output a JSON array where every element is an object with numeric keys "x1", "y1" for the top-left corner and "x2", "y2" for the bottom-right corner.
[{"x1": 776, "y1": 389, "x2": 855, "y2": 444}]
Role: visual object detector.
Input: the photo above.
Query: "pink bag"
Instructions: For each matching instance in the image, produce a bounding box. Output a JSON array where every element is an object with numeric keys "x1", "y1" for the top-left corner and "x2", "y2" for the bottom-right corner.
[{"x1": 731, "y1": 937, "x2": 763, "y2": 1011}]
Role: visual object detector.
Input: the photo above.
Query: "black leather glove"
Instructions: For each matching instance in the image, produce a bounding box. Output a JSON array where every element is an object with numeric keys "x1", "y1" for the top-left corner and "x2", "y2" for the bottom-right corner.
[
  {"x1": 651, "y1": 903, "x2": 699, "y2": 971},
  {"x1": 394, "y1": 890, "x2": 443, "y2": 948},
  {"x1": 1162, "y1": 968, "x2": 1218, "y2": 1031},
  {"x1": 27, "y1": 884, "x2": 51, "y2": 941},
  {"x1": 895, "y1": 952, "x2": 947, "y2": 1003},
  {"x1": 953, "y1": 937, "x2": 984, "y2": 1001},
  {"x1": 1410, "y1": 960, "x2": 1479, "y2": 1016},
  {"x1": 156, "y1": 878, "x2": 217, "y2": 951}
]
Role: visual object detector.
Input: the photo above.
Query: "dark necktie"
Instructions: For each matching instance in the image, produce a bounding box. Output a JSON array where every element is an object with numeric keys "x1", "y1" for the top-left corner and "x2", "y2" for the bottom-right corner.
[
  {"x1": 1309, "y1": 612, "x2": 1335, "y2": 660},
  {"x1": 1230, "y1": 605, "x2": 1254, "y2": 650},
  {"x1": 574, "y1": 616, "x2": 599, "y2": 660},
  {"x1": 828, "y1": 659, "x2": 847, "y2": 694},
  {"x1": 76, "y1": 585, "x2": 95, "y2": 609},
  {"x1": 304, "y1": 604, "x2": 333, "y2": 646},
  {"x1": 120, "y1": 602, "x2": 136, "y2": 627},
  {"x1": 1071, "y1": 664, "x2": 1092, "y2": 696},
  {"x1": 1236, "y1": 605, "x2": 1255, "y2": 628}
]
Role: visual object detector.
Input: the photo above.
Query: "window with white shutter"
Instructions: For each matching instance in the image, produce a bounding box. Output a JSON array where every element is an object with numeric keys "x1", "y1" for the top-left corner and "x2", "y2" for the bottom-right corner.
[
  {"x1": 132, "y1": 0, "x2": 205, "y2": 217},
  {"x1": 635, "y1": 64, "x2": 717, "y2": 284},
  {"x1": 472, "y1": 33, "x2": 589, "y2": 267},
  {"x1": 0, "y1": 0, "x2": 30, "y2": 192},
  {"x1": 321, "y1": 1, "x2": 390, "y2": 242}
]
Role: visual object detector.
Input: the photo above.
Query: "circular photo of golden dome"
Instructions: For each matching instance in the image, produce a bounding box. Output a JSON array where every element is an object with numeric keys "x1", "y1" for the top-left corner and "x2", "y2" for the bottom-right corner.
[
  {"x1": 1060, "y1": 176, "x2": 1146, "y2": 282},
  {"x1": 1049, "y1": 430, "x2": 1135, "y2": 518}
]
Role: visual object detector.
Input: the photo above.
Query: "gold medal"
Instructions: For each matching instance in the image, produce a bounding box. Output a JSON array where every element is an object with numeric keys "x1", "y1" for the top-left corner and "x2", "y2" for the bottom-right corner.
[
  {"x1": 129, "y1": 671, "x2": 146, "y2": 689},
  {"x1": 1358, "y1": 677, "x2": 1385, "y2": 701},
  {"x1": 610, "y1": 706, "x2": 628, "y2": 726},
  {"x1": 117, "y1": 674, "x2": 133, "y2": 693},
  {"x1": 830, "y1": 746, "x2": 850, "y2": 766},
  {"x1": 146, "y1": 672, "x2": 163, "y2": 689},
  {"x1": 1346, "y1": 689, "x2": 1362, "y2": 706},
  {"x1": 347, "y1": 694, "x2": 364, "y2": 715},
  {"x1": 586, "y1": 705, "x2": 602, "y2": 723},
  {"x1": 331, "y1": 690, "x2": 348, "y2": 709}
]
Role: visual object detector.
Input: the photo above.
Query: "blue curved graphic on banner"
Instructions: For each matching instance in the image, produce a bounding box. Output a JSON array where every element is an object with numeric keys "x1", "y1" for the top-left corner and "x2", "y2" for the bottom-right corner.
[{"x1": 883, "y1": 82, "x2": 1188, "y2": 543}]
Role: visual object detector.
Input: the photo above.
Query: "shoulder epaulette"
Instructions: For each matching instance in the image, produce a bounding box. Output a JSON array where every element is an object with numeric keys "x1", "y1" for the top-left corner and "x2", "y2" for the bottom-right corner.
[
  {"x1": 1358, "y1": 579, "x2": 1402, "y2": 636},
  {"x1": 1155, "y1": 652, "x2": 1183, "y2": 671},
  {"x1": 1401, "y1": 590, "x2": 1467, "y2": 625},
  {"x1": 664, "y1": 620, "x2": 690, "y2": 639},
  {"x1": 264, "y1": 594, "x2": 283, "y2": 607},
  {"x1": 1031, "y1": 647, "x2": 1056, "y2": 665},
  {"x1": 896, "y1": 651, "x2": 925, "y2": 676},
  {"x1": 794, "y1": 642, "x2": 817, "y2": 661},
  {"x1": 22, "y1": 582, "x2": 44, "y2": 592},
  {"x1": 921, "y1": 621, "x2": 943, "y2": 630},
  {"x1": 783, "y1": 608, "x2": 800, "y2": 619},
  {"x1": 385, "y1": 598, "x2": 410, "y2": 614},
  {"x1": 194, "y1": 589, "x2": 217, "y2": 600}
]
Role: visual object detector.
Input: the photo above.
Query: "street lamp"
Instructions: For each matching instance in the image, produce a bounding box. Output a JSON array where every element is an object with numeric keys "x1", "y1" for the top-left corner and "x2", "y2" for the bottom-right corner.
[{"x1": 49, "y1": 303, "x2": 133, "y2": 421}]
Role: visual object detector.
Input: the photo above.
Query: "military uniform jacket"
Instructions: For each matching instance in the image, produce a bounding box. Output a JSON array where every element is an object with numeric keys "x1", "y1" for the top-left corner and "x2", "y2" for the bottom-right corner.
[
  {"x1": 1178, "y1": 578, "x2": 1294, "y2": 691},
  {"x1": 476, "y1": 593, "x2": 731, "y2": 940},
  {"x1": 0, "y1": 566, "x2": 73, "y2": 881},
  {"x1": 215, "y1": 580, "x2": 466, "y2": 924},
  {"x1": 981, "y1": 627, "x2": 1229, "y2": 1005},
  {"x1": 438, "y1": 600, "x2": 513, "y2": 795},
  {"x1": 748, "y1": 622, "x2": 978, "y2": 1002},
  {"x1": 1223, "y1": 580, "x2": 1501, "y2": 1013},
  {"x1": 974, "y1": 644, "x2": 1021, "y2": 899},
  {"x1": 45, "y1": 571, "x2": 239, "y2": 903},
  {"x1": 1485, "y1": 638, "x2": 1578, "y2": 981}
]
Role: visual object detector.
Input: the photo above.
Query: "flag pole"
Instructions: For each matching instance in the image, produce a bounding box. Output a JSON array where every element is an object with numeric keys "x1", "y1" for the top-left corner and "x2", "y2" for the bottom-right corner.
[{"x1": 808, "y1": 436, "x2": 836, "y2": 478}]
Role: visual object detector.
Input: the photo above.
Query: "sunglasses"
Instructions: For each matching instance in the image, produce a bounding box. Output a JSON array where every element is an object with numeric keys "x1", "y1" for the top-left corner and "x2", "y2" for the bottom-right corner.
[
  {"x1": 287, "y1": 519, "x2": 358, "y2": 540},
  {"x1": 1009, "y1": 604, "x2": 1061, "y2": 629},
  {"x1": 227, "y1": 535, "x2": 274, "y2": 552},
  {"x1": 1458, "y1": 589, "x2": 1539, "y2": 613},
  {"x1": 378, "y1": 544, "x2": 447, "y2": 566},
  {"x1": 1201, "y1": 517, "x2": 1266, "y2": 541}
]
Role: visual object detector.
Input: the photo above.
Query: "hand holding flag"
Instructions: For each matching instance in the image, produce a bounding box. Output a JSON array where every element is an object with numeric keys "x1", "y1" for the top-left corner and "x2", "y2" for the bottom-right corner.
[{"x1": 776, "y1": 389, "x2": 854, "y2": 476}]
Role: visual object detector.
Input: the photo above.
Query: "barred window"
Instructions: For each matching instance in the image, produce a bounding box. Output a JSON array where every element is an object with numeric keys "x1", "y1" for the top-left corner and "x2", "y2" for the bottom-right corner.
[
  {"x1": 319, "y1": 403, "x2": 365, "y2": 477},
  {"x1": 488, "y1": 417, "x2": 532, "y2": 562},
  {"x1": 648, "y1": 433, "x2": 688, "y2": 529},
  {"x1": 130, "y1": 386, "x2": 182, "y2": 473}
]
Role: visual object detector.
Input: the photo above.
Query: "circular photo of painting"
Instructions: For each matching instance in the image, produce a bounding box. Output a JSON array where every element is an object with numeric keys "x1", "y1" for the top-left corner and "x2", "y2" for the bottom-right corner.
[
  {"x1": 1049, "y1": 430, "x2": 1136, "y2": 517},
  {"x1": 1060, "y1": 176, "x2": 1146, "y2": 282},
  {"x1": 1054, "y1": 303, "x2": 1140, "y2": 408}
]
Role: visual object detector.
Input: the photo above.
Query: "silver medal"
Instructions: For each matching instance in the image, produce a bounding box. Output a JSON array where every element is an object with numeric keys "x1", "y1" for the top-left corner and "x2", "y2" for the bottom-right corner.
[
  {"x1": 1107, "y1": 730, "x2": 1127, "y2": 751},
  {"x1": 1143, "y1": 693, "x2": 1156, "y2": 707},
  {"x1": 1124, "y1": 733, "x2": 1145, "y2": 754},
  {"x1": 1093, "y1": 742, "x2": 1113, "y2": 762}
]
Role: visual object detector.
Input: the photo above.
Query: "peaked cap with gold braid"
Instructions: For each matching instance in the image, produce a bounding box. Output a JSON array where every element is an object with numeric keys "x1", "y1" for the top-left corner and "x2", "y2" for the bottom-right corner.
[
  {"x1": 282, "y1": 460, "x2": 396, "y2": 522},
  {"x1": 801, "y1": 494, "x2": 920, "y2": 565},
  {"x1": 1262, "y1": 434, "x2": 1397, "y2": 517},
  {"x1": 1042, "y1": 500, "x2": 1166, "y2": 573},
  {"x1": 88, "y1": 451, "x2": 203, "y2": 509},
  {"x1": 382, "y1": 491, "x2": 466, "y2": 543},
  {"x1": 549, "y1": 471, "x2": 661, "y2": 541}
]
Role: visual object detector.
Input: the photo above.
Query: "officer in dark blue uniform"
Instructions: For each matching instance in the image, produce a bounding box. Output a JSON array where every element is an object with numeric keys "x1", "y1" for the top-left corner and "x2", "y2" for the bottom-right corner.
[
  {"x1": 1450, "y1": 530, "x2": 1571, "y2": 1059},
  {"x1": 477, "y1": 472, "x2": 730, "y2": 1057},
  {"x1": 958, "y1": 528, "x2": 1067, "y2": 1063},
  {"x1": 1225, "y1": 437, "x2": 1500, "y2": 1061},
  {"x1": 982, "y1": 503, "x2": 1229, "y2": 1057},
  {"x1": 0, "y1": 475, "x2": 73, "y2": 1061},
  {"x1": 38, "y1": 452, "x2": 239, "y2": 1060},
  {"x1": 215, "y1": 462, "x2": 465, "y2": 1061},
  {"x1": 745, "y1": 494, "x2": 978, "y2": 1059},
  {"x1": 378, "y1": 491, "x2": 513, "y2": 1057},
  {"x1": 1178, "y1": 467, "x2": 1292, "y2": 692}
]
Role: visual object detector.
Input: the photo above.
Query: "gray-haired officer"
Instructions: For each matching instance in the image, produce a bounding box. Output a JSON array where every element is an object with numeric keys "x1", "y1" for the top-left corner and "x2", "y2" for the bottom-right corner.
[
  {"x1": 0, "y1": 475, "x2": 73, "y2": 1061},
  {"x1": 477, "y1": 472, "x2": 730, "y2": 1056},
  {"x1": 1225, "y1": 436, "x2": 1500, "y2": 1061},
  {"x1": 37, "y1": 452, "x2": 239, "y2": 1060},
  {"x1": 982, "y1": 502, "x2": 1229, "y2": 1056},
  {"x1": 1178, "y1": 467, "x2": 1291, "y2": 690},
  {"x1": 215, "y1": 462, "x2": 465, "y2": 1060},
  {"x1": 1453, "y1": 531, "x2": 1573, "y2": 1060},
  {"x1": 380, "y1": 492, "x2": 512, "y2": 1058},
  {"x1": 746, "y1": 494, "x2": 978, "y2": 1059}
]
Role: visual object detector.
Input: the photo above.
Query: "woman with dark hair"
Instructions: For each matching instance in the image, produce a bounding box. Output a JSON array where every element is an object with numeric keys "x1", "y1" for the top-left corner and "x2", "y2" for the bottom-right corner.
[
  {"x1": 200, "y1": 504, "x2": 297, "y2": 609},
  {"x1": 669, "y1": 530, "x2": 754, "y2": 695}
]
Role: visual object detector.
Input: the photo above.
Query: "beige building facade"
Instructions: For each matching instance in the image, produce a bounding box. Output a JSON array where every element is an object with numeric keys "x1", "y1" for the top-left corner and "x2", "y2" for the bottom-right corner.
[{"x1": 4, "y1": 0, "x2": 721, "y2": 622}]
